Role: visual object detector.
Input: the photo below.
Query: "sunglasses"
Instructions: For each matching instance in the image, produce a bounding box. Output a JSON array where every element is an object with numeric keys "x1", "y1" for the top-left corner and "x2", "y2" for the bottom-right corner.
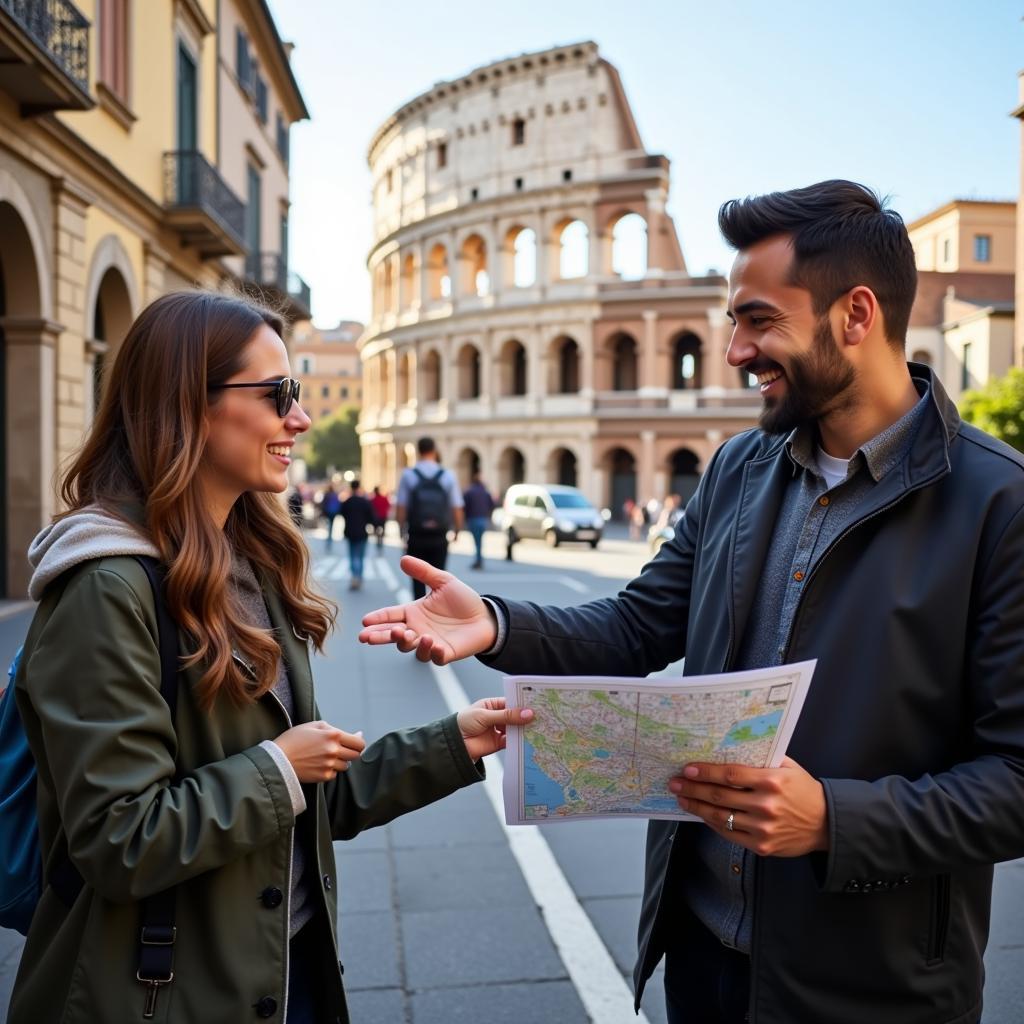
[{"x1": 208, "y1": 377, "x2": 301, "y2": 418}]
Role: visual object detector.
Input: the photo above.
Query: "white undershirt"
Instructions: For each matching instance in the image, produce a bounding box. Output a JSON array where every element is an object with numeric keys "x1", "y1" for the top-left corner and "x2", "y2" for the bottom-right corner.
[{"x1": 815, "y1": 447, "x2": 851, "y2": 491}]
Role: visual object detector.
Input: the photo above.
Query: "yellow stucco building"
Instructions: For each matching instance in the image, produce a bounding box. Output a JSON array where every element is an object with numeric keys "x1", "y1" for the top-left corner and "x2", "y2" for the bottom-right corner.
[{"x1": 0, "y1": 0, "x2": 308, "y2": 596}]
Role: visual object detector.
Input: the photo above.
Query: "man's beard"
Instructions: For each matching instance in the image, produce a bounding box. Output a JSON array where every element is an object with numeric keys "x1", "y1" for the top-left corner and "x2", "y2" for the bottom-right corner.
[{"x1": 757, "y1": 318, "x2": 856, "y2": 435}]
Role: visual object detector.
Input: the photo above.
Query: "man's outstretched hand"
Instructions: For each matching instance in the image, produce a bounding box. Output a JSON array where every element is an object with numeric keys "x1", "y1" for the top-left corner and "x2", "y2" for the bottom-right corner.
[{"x1": 358, "y1": 556, "x2": 498, "y2": 664}]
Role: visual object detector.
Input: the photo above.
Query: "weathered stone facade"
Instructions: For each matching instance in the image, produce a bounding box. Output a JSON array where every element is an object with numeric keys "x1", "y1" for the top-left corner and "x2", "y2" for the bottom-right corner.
[{"x1": 358, "y1": 42, "x2": 759, "y2": 513}]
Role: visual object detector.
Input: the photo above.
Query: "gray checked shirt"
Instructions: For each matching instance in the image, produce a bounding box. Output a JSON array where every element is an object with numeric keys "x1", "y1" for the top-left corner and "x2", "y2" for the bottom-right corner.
[{"x1": 681, "y1": 382, "x2": 929, "y2": 954}]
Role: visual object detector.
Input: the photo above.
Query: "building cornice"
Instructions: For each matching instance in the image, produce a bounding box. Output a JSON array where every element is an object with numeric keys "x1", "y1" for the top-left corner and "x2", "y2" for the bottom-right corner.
[
  {"x1": 368, "y1": 41, "x2": 599, "y2": 163},
  {"x1": 238, "y1": 0, "x2": 310, "y2": 121},
  {"x1": 906, "y1": 197, "x2": 1017, "y2": 232}
]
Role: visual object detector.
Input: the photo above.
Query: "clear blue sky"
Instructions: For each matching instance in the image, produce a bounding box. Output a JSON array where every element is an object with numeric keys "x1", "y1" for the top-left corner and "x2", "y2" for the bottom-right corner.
[{"x1": 266, "y1": 0, "x2": 1023, "y2": 327}]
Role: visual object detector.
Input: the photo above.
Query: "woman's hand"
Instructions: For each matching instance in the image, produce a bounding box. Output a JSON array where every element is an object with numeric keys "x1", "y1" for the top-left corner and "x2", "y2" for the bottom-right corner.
[
  {"x1": 458, "y1": 698, "x2": 533, "y2": 760},
  {"x1": 275, "y1": 721, "x2": 366, "y2": 783},
  {"x1": 358, "y1": 556, "x2": 498, "y2": 665}
]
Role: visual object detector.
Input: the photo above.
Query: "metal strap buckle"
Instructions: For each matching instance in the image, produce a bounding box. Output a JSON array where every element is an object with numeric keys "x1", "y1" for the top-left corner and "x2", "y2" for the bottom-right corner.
[{"x1": 140, "y1": 925, "x2": 177, "y2": 945}]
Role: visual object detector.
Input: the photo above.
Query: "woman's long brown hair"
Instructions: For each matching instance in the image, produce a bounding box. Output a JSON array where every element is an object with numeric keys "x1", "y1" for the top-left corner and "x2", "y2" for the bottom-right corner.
[{"x1": 61, "y1": 290, "x2": 336, "y2": 708}]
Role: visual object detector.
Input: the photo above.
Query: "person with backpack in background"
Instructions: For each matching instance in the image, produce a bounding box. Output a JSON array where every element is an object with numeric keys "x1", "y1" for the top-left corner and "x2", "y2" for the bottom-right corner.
[
  {"x1": 395, "y1": 437, "x2": 463, "y2": 600},
  {"x1": 4, "y1": 291, "x2": 529, "y2": 1024},
  {"x1": 321, "y1": 483, "x2": 341, "y2": 551}
]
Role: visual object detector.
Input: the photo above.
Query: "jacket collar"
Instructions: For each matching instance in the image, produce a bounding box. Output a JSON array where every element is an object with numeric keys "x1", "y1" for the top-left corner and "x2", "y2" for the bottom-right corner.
[{"x1": 725, "y1": 361, "x2": 955, "y2": 668}]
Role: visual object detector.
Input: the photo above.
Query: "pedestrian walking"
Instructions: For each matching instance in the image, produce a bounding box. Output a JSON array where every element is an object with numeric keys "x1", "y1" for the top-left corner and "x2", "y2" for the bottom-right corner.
[
  {"x1": 339, "y1": 481, "x2": 374, "y2": 590},
  {"x1": 8, "y1": 290, "x2": 530, "y2": 1024},
  {"x1": 370, "y1": 485, "x2": 391, "y2": 550},
  {"x1": 462, "y1": 470, "x2": 496, "y2": 569},
  {"x1": 395, "y1": 437, "x2": 463, "y2": 600},
  {"x1": 321, "y1": 483, "x2": 341, "y2": 551},
  {"x1": 359, "y1": 181, "x2": 1024, "y2": 1024}
]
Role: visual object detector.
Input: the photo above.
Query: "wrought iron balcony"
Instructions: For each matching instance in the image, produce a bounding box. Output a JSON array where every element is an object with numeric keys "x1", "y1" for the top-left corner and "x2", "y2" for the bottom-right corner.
[
  {"x1": 0, "y1": 0, "x2": 92, "y2": 114},
  {"x1": 244, "y1": 252, "x2": 312, "y2": 320},
  {"x1": 163, "y1": 150, "x2": 246, "y2": 258}
]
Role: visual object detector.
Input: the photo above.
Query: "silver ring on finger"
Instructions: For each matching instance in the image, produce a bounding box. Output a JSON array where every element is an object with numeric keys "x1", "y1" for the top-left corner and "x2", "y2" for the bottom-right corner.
[{"x1": 725, "y1": 812, "x2": 735, "y2": 831}]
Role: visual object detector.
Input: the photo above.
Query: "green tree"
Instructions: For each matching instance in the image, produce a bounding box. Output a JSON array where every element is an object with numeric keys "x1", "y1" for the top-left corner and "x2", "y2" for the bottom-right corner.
[
  {"x1": 305, "y1": 406, "x2": 361, "y2": 478},
  {"x1": 960, "y1": 368, "x2": 1024, "y2": 454}
]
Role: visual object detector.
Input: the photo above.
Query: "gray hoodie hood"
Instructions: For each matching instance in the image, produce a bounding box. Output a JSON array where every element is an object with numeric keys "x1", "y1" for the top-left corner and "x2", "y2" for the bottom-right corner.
[{"x1": 27, "y1": 505, "x2": 160, "y2": 601}]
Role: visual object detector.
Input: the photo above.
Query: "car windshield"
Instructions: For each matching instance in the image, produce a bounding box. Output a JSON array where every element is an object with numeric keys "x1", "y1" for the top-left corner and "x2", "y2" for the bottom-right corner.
[{"x1": 550, "y1": 492, "x2": 593, "y2": 509}]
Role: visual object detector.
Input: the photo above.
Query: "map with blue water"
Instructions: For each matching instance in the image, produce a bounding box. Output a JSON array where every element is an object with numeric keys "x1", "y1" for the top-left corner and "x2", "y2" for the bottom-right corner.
[{"x1": 503, "y1": 665, "x2": 816, "y2": 824}]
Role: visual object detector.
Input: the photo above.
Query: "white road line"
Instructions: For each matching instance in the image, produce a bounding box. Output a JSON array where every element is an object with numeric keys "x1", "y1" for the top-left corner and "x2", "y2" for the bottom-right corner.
[
  {"x1": 430, "y1": 660, "x2": 650, "y2": 1024},
  {"x1": 328, "y1": 560, "x2": 349, "y2": 580},
  {"x1": 375, "y1": 559, "x2": 399, "y2": 591},
  {"x1": 382, "y1": 561, "x2": 646, "y2": 1023}
]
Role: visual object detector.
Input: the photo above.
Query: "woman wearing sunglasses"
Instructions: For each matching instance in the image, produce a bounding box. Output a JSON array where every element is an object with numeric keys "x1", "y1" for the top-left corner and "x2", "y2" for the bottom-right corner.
[{"x1": 8, "y1": 290, "x2": 530, "y2": 1024}]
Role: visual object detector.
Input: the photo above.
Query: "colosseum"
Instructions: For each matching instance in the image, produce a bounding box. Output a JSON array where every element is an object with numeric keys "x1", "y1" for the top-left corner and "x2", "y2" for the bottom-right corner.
[{"x1": 358, "y1": 41, "x2": 759, "y2": 514}]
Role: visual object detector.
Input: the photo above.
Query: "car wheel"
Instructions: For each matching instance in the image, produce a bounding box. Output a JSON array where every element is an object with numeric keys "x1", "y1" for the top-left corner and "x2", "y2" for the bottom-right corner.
[
  {"x1": 589, "y1": 539, "x2": 600, "y2": 549},
  {"x1": 546, "y1": 530, "x2": 560, "y2": 548}
]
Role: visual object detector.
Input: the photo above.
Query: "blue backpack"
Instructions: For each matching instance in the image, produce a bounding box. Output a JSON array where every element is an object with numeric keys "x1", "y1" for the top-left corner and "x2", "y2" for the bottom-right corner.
[{"x1": 0, "y1": 556, "x2": 178, "y2": 936}]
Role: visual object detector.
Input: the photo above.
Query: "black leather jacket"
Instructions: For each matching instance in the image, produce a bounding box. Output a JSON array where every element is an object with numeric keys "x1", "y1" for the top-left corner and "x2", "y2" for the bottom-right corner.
[{"x1": 483, "y1": 366, "x2": 1024, "y2": 1023}]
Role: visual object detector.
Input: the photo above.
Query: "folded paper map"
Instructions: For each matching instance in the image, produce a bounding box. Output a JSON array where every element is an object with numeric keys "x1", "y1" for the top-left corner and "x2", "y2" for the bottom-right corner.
[{"x1": 502, "y1": 661, "x2": 816, "y2": 825}]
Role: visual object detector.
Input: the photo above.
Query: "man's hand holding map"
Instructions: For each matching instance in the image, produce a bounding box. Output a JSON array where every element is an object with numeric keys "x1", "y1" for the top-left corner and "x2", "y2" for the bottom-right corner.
[{"x1": 502, "y1": 661, "x2": 816, "y2": 825}]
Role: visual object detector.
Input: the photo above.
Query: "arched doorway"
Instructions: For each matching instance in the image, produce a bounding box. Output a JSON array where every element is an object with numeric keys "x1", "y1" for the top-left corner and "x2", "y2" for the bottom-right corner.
[
  {"x1": 668, "y1": 448, "x2": 701, "y2": 504},
  {"x1": 90, "y1": 266, "x2": 133, "y2": 421},
  {"x1": 422, "y1": 349, "x2": 442, "y2": 401},
  {"x1": 456, "y1": 446, "x2": 481, "y2": 490},
  {"x1": 611, "y1": 333, "x2": 638, "y2": 391},
  {"x1": 547, "y1": 447, "x2": 578, "y2": 487},
  {"x1": 457, "y1": 344, "x2": 482, "y2": 399},
  {"x1": 497, "y1": 339, "x2": 527, "y2": 396},
  {"x1": 671, "y1": 332, "x2": 703, "y2": 390},
  {"x1": 552, "y1": 336, "x2": 579, "y2": 394},
  {"x1": 497, "y1": 446, "x2": 526, "y2": 497},
  {"x1": 606, "y1": 447, "x2": 637, "y2": 519},
  {"x1": 0, "y1": 198, "x2": 46, "y2": 598}
]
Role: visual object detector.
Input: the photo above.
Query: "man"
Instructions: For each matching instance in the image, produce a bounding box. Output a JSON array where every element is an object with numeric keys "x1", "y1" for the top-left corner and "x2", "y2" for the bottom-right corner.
[
  {"x1": 360, "y1": 181, "x2": 1024, "y2": 1023},
  {"x1": 462, "y1": 470, "x2": 496, "y2": 569},
  {"x1": 395, "y1": 437, "x2": 464, "y2": 599},
  {"x1": 339, "y1": 480, "x2": 374, "y2": 590}
]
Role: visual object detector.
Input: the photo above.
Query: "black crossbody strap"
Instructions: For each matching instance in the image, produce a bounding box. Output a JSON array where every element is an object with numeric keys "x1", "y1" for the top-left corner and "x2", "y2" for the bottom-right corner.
[{"x1": 133, "y1": 556, "x2": 180, "y2": 1019}]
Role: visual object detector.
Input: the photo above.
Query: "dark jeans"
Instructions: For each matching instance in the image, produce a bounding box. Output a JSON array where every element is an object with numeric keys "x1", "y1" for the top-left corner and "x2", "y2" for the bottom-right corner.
[
  {"x1": 467, "y1": 516, "x2": 489, "y2": 563},
  {"x1": 664, "y1": 913, "x2": 751, "y2": 1024},
  {"x1": 347, "y1": 537, "x2": 367, "y2": 579},
  {"x1": 406, "y1": 533, "x2": 448, "y2": 599},
  {"x1": 286, "y1": 921, "x2": 320, "y2": 1023}
]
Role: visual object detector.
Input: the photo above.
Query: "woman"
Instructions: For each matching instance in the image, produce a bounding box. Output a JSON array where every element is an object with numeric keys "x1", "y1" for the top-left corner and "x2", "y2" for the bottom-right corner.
[{"x1": 9, "y1": 291, "x2": 529, "y2": 1023}]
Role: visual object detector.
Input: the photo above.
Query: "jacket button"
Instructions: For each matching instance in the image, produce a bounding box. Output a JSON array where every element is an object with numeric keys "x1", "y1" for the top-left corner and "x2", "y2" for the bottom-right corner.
[
  {"x1": 255, "y1": 996, "x2": 277, "y2": 1018},
  {"x1": 260, "y1": 886, "x2": 283, "y2": 909},
  {"x1": 323, "y1": 873, "x2": 332, "y2": 891}
]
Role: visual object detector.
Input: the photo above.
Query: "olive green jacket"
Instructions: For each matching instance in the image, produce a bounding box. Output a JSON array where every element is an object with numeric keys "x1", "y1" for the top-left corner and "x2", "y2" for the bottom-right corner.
[{"x1": 11, "y1": 556, "x2": 482, "y2": 1023}]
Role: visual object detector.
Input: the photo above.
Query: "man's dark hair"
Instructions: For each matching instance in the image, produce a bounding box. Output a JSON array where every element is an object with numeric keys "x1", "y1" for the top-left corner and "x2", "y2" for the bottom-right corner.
[
  {"x1": 417, "y1": 436, "x2": 436, "y2": 456},
  {"x1": 718, "y1": 180, "x2": 917, "y2": 345},
  {"x1": 351, "y1": 479, "x2": 361, "y2": 490}
]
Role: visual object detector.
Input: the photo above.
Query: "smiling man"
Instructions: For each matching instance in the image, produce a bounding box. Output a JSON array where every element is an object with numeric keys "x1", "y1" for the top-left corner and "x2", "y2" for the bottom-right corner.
[{"x1": 359, "y1": 180, "x2": 1024, "y2": 1023}]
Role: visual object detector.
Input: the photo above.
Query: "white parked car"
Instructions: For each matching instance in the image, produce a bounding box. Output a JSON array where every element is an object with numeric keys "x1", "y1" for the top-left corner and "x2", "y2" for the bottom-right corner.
[{"x1": 498, "y1": 484, "x2": 604, "y2": 549}]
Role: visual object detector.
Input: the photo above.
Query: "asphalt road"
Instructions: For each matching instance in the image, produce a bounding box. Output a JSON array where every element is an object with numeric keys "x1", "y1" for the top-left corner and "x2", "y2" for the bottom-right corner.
[{"x1": 0, "y1": 526, "x2": 1021, "y2": 1022}]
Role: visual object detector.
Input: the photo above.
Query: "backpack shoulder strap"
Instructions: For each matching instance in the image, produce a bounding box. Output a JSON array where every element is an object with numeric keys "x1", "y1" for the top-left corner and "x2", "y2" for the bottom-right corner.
[
  {"x1": 412, "y1": 468, "x2": 427, "y2": 484},
  {"x1": 131, "y1": 555, "x2": 179, "y2": 1013},
  {"x1": 133, "y1": 556, "x2": 179, "y2": 717}
]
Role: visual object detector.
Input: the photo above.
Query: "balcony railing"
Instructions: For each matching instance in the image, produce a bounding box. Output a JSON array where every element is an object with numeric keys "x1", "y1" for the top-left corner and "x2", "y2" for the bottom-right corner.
[
  {"x1": 162, "y1": 151, "x2": 246, "y2": 256},
  {"x1": 245, "y1": 251, "x2": 311, "y2": 319},
  {"x1": 0, "y1": 0, "x2": 91, "y2": 110}
]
